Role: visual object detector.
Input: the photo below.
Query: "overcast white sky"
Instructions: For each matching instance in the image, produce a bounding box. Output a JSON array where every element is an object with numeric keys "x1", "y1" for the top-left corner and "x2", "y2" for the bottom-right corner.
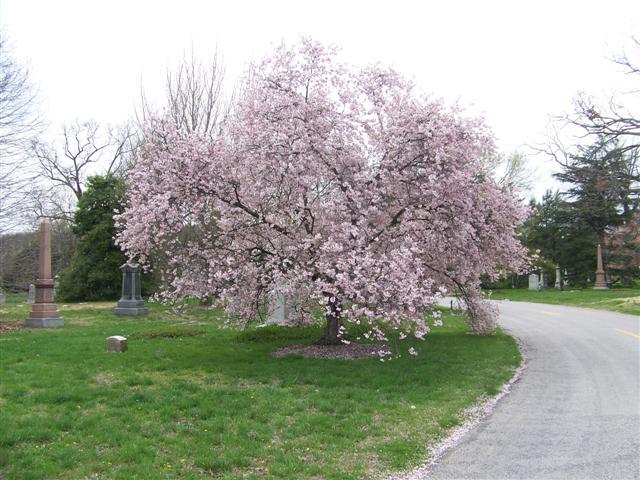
[{"x1": 1, "y1": 0, "x2": 639, "y2": 199}]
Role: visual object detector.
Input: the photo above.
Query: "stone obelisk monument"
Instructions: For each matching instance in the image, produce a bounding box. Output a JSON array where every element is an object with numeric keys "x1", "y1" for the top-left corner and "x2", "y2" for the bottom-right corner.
[
  {"x1": 593, "y1": 243, "x2": 608, "y2": 290},
  {"x1": 25, "y1": 218, "x2": 64, "y2": 327}
]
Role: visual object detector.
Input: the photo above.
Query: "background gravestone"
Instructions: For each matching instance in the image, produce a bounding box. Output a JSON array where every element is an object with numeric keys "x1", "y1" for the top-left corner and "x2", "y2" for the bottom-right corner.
[
  {"x1": 528, "y1": 274, "x2": 539, "y2": 291},
  {"x1": 555, "y1": 265, "x2": 562, "y2": 289},
  {"x1": 265, "y1": 294, "x2": 291, "y2": 325},
  {"x1": 26, "y1": 283, "x2": 35, "y2": 304},
  {"x1": 53, "y1": 274, "x2": 59, "y2": 300},
  {"x1": 113, "y1": 261, "x2": 149, "y2": 316},
  {"x1": 0, "y1": 291, "x2": 5, "y2": 305}
]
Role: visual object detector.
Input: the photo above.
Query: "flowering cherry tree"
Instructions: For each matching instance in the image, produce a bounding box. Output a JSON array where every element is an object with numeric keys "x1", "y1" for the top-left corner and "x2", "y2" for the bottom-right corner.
[{"x1": 116, "y1": 39, "x2": 527, "y2": 348}]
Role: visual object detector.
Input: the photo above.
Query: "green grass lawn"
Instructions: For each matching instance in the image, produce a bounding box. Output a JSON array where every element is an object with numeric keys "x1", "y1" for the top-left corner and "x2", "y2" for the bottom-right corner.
[
  {"x1": 487, "y1": 287, "x2": 640, "y2": 316},
  {"x1": 1, "y1": 294, "x2": 521, "y2": 480}
]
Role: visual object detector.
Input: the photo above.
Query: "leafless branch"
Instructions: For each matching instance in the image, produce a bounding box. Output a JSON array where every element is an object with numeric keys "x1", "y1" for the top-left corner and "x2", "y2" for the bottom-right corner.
[
  {"x1": 138, "y1": 46, "x2": 227, "y2": 141},
  {"x1": 0, "y1": 32, "x2": 45, "y2": 234},
  {"x1": 557, "y1": 38, "x2": 640, "y2": 154},
  {"x1": 28, "y1": 120, "x2": 136, "y2": 222}
]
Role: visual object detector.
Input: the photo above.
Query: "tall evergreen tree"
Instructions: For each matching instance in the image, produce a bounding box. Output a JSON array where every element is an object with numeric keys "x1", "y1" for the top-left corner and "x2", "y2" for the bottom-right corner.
[
  {"x1": 552, "y1": 137, "x2": 639, "y2": 283},
  {"x1": 554, "y1": 137, "x2": 639, "y2": 237},
  {"x1": 56, "y1": 175, "x2": 129, "y2": 301},
  {"x1": 521, "y1": 191, "x2": 598, "y2": 285}
]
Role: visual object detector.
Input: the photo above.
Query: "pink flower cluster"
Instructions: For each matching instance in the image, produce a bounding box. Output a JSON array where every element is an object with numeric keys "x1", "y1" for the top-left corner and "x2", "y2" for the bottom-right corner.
[{"x1": 115, "y1": 39, "x2": 527, "y2": 345}]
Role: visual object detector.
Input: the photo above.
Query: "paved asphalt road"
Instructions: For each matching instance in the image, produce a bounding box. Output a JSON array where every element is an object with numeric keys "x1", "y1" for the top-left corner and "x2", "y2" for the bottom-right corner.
[{"x1": 428, "y1": 300, "x2": 640, "y2": 480}]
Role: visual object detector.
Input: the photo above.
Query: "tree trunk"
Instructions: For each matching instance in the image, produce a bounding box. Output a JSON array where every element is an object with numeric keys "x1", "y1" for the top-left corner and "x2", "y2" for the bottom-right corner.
[{"x1": 316, "y1": 296, "x2": 343, "y2": 345}]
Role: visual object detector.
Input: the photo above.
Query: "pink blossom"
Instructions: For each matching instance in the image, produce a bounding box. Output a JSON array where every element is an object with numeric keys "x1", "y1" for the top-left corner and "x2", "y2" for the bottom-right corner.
[{"x1": 116, "y1": 39, "x2": 527, "y2": 345}]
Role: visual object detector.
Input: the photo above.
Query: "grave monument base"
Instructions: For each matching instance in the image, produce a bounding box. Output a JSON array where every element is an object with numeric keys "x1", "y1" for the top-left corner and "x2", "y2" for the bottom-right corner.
[
  {"x1": 25, "y1": 317, "x2": 64, "y2": 328},
  {"x1": 113, "y1": 306, "x2": 149, "y2": 316}
]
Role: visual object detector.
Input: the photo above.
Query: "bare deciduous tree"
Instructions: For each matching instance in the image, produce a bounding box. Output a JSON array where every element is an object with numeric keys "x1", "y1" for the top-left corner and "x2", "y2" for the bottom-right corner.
[
  {"x1": 0, "y1": 33, "x2": 44, "y2": 233},
  {"x1": 565, "y1": 37, "x2": 640, "y2": 154},
  {"x1": 484, "y1": 152, "x2": 536, "y2": 195},
  {"x1": 139, "y1": 47, "x2": 227, "y2": 140},
  {"x1": 536, "y1": 37, "x2": 640, "y2": 211},
  {"x1": 29, "y1": 121, "x2": 135, "y2": 221}
]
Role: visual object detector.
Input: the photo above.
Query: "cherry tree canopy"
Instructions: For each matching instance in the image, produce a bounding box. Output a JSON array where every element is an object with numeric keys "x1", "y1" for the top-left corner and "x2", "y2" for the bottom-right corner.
[{"x1": 116, "y1": 39, "x2": 527, "y2": 346}]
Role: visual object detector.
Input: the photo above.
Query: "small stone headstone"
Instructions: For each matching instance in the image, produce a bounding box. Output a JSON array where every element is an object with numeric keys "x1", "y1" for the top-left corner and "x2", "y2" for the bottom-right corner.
[
  {"x1": 0, "y1": 292, "x2": 5, "y2": 305},
  {"x1": 528, "y1": 274, "x2": 539, "y2": 291},
  {"x1": 26, "y1": 284, "x2": 35, "y2": 304},
  {"x1": 106, "y1": 335, "x2": 128, "y2": 352},
  {"x1": 555, "y1": 266, "x2": 562, "y2": 289}
]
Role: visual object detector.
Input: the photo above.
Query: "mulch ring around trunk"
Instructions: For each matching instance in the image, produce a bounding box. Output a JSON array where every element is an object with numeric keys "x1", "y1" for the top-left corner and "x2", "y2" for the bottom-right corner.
[
  {"x1": 0, "y1": 321, "x2": 25, "y2": 333},
  {"x1": 272, "y1": 343, "x2": 387, "y2": 360}
]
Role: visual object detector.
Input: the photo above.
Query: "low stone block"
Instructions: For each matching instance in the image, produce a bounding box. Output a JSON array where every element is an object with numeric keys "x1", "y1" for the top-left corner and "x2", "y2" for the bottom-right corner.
[
  {"x1": 107, "y1": 335, "x2": 128, "y2": 353},
  {"x1": 113, "y1": 306, "x2": 149, "y2": 316},
  {"x1": 25, "y1": 317, "x2": 64, "y2": 328}
]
